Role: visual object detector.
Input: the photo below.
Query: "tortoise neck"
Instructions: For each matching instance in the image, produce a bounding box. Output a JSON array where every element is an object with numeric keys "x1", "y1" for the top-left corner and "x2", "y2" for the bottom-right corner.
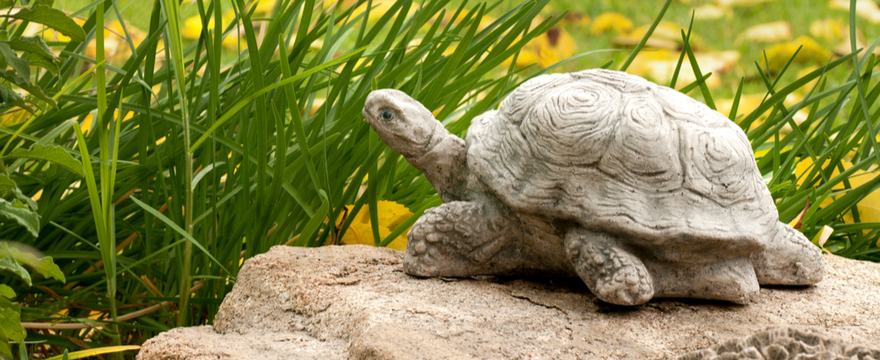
[{"x1": 406, "y1": 124, "x2": 469, "y2": 202}]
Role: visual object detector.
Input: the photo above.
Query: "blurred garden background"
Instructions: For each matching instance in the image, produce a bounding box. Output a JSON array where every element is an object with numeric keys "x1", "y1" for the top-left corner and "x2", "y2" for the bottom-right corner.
[{"x1": 0, "y1": 0, "x2": 878, "y2": 357}]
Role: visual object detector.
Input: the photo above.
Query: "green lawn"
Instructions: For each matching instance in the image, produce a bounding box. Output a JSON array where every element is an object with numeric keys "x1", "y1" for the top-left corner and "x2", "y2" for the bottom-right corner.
[
  {"x1": 538, "y1": 0, "x2": 878, "y2": 98},
  {"x1": 61, "y1": 0, "x2": 880, "y2": 100}
]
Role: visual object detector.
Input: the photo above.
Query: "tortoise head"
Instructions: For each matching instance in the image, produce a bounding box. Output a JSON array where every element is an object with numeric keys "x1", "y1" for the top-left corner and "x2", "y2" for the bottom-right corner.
[{"x1": 363, "y1": 89, "x2": 442, "y2": 160}]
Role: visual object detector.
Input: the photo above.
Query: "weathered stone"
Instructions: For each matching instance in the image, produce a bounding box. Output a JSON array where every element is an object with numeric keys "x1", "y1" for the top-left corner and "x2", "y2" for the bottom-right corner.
[
  {"x1": 138, "y1": 245, "x2": 879, "y2": 360},
  {"x1": 361, "y1": 69, "x2": 823, "y2": 306},
  {"x1": 678, "y1": 327, "x2": 880, "y2": 360}
]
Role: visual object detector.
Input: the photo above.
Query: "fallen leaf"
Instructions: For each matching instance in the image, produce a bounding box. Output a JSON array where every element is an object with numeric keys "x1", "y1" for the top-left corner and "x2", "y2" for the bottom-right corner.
[
  {"x1": 252, "y1": 0, "x2": 275, "y2": 13},
  {"x1": 79, "y1": 110, "x2": 136, "y2": 134},
  {"x1": 693, "y1": 5, "x2": 728, "y2": 20},
  {"x1": 25, "y1": 19, "x2": 147, "y2": 65},
  {"x1": 339, "y1": 201, "x2": 413, "y2": 251},
  {"x1": 0, "y1": 110, "x2": 28, "y2": 127},
  {"x1": 763, "y1": 36, "x2": 833, "y2": 71},
  {"x1": 795, "y1": 158, "x2": 850, "y2": 190},
  {"x1": 589, "y1": 13, "x2": 633, "y2": 35},
  {"x1": 716, "y1": 94, "x2": 766, "y2": 121},
  {"x1": 832, "y1": 29, "x2": 880, "y2": 57},
  {"x1": 183, "y1": 10, "x2": 245, "y2": 49},
  {"x1": 788, "y1": 198, "x2": 811, "y2": 230},
  {"x1": 560, "y1": 13, "x2": 590, "y2": 27},
  {"x1": 840, "y1": 173, "x2": 880, "y2": 235},
  {"x1": 829, "y1": 0, "x2": 880, "y2": 23},
  {"x1": 478, "y1": 15, "x2": 499, "y2": 30},
  {"x1": 626, "y1": 49, "x2": 739, "y2": 89},
  {"x1": 24, "y1": 17, "x2": 85, "y2": 43},
  {"x1": 183, "y1": 10, "x2": 234, "y2": 39},
  {"x1": 795, "y1": 67, "x2": 821, "y2": 94},
  {"x1": 812, "y1": 225, "x2": 834, "y2": 248},
  {"x1": 509, "y1": 27, "x2": 577, "y2": 68},
  {"x1": 719, "y1": 93, "x2": 809, "y2": 131},
  {"x1": 738, "y1": 21, "x2": 792, "y2": 43},
  {"x1": 353, "y1": 2, "x2": 412, "y2": 26},
  {"x1": 308, "y1": 98, "x2": 325, "y2": 116},
  {"x1": 794, "y1": 158, "x2": 880, "y2": 231},
  {"x1": 716, "y1": 0, "x2": 775, "y2": 7},
  {"x1": 613, "y1": 21, "x2": 703, "y2": 51},
  {"x1": 810, "y1": 19, "x2": 845, "y2": 42}
]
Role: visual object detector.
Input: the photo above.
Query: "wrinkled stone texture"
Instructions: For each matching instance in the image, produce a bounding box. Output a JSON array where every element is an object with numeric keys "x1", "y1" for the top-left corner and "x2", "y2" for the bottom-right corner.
[
  {"x1": 362, "y1": 69, "x2": 823, "y2": 306},
  {"x1": 679, "y1": 327, "x2": 880, "y2": 360},
  {"x1": 138, "y1": 245, "x2": 880, "y2": 360}
]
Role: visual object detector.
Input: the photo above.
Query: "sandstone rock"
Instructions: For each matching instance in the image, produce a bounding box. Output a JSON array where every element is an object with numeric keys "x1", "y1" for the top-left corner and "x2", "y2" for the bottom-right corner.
[
  {"x1": 138, "y1": 245, "x2": 880, "y2": 360},
  {"x1": 679, "y1": 327, "x2": 880, "y2": 360}
]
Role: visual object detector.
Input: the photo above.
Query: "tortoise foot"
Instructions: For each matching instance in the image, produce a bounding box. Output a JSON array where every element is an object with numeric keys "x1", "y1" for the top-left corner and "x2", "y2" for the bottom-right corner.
[
  {"x1": 751, "y1": 222, "x2": 824, "y2": 285},
  {"x1": 404, "y1": 201, "x2": 520, "y2": 278},
  {"x1": 565, "y1": 228, "x2": 654, "y2": 306}
]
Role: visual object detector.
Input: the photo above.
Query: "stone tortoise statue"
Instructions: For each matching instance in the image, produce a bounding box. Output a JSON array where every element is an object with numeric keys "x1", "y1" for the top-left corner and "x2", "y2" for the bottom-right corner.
[{"x1": 362, "y1": 69, "x2": 823, "y2": 306}]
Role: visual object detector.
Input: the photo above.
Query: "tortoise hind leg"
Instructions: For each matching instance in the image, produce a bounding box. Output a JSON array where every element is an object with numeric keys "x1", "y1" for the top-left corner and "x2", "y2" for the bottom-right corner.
[
  {"x1": 564, "y1": 228, "x2": 654, "y2": 305},
  {"x1": 750, "y1": 222, "x2": 824, "y2": 285},
  {"x1": 404, "y1": 201, "x2": 524, "y2": 278}
]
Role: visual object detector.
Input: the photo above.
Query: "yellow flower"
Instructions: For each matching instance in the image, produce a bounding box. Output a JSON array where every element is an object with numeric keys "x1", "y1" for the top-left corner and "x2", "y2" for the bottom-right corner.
[
  {"x1": 589, "y1": 13, "x2": 632, "y2": 35},
  {"x1": 339, "y1": 201, "x2": 413, "y2": 251}
]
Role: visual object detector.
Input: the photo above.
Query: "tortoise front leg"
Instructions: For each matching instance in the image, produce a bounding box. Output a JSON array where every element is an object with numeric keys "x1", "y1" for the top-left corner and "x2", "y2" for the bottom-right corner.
[
  {"x1": 564, "y1": 228, "x2": 654, "y2": 305},
  {"x1": 404, "y1": 201, "x2": 524, "y2": 277}
]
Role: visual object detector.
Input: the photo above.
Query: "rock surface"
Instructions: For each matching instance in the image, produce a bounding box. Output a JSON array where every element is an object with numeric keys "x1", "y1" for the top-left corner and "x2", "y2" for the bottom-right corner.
[
  {"x1": 138, "y1": 245, "x2": 880, "y2": 360},
  {"x1": 678, "y1": 327, "x2": 880, "y2": 360}
]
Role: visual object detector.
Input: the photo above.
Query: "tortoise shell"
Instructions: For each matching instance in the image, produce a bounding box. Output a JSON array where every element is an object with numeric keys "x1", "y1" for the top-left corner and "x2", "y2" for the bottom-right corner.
[{"x1": 467, "y1": 69, "x2": 776, "y2": 252}]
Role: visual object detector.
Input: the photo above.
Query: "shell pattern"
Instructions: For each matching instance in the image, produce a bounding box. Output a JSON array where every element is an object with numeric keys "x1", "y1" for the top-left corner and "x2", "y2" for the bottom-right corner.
[{"x1": 467, "y1": 69, "x2": 777, "y2": 250}]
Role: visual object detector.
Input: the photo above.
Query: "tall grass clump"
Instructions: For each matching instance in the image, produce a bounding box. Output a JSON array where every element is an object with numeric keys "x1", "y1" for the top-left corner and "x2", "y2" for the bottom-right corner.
[
  {"x1": 0, "y1": 0, "x2": 569, "y2": 355},
  {"x1": 0, "y1": 0, "x2": 876, "y2": 357}
]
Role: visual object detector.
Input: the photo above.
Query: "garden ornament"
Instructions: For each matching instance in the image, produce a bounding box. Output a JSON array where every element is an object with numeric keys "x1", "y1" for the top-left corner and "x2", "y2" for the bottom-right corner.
[{"x1": 362, "y1": 69, "x2": 823, "y2": 306}]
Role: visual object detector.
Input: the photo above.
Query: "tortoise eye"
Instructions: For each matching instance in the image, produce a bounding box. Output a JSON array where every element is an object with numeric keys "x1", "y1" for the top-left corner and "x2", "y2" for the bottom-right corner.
[{"x1": 381, "y1": 109, "x2": 394, "y2": 122}]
